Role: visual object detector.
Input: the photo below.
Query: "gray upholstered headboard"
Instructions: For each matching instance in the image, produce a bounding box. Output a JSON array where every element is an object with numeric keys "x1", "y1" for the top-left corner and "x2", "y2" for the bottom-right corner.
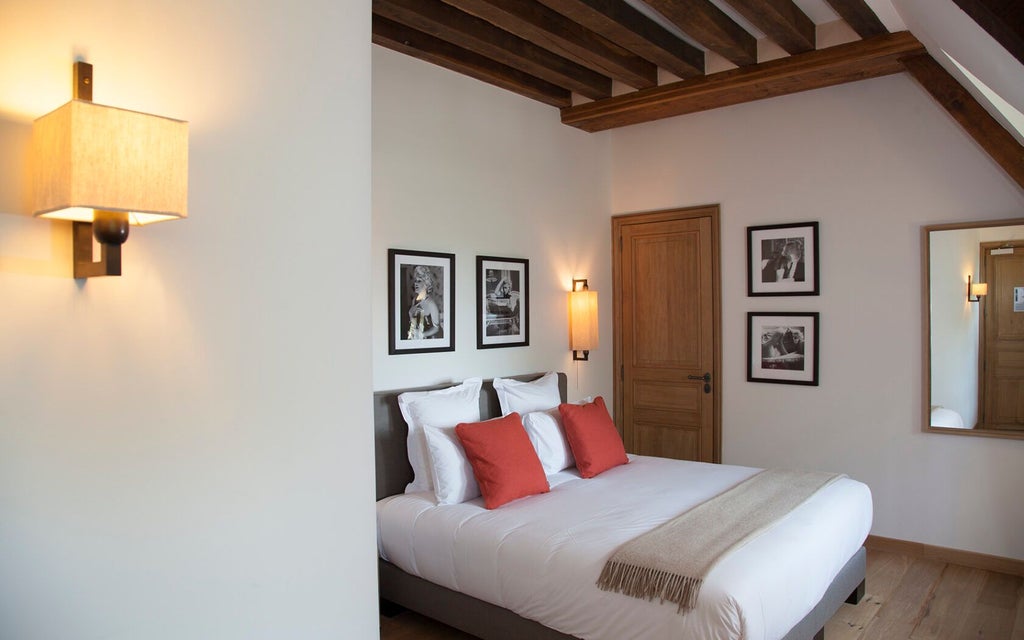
[{"x1": 373, "y1": 372, "x2": 568, "y2": 501}]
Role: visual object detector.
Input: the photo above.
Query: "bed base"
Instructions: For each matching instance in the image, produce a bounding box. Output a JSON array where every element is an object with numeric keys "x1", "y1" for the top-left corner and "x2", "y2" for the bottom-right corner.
[
  {"x1": 380, "y1": 547, "x2": 865, "y2": 640},
  {"x1": 374, "y1": 373, "x2": 867, "y2": 640}
]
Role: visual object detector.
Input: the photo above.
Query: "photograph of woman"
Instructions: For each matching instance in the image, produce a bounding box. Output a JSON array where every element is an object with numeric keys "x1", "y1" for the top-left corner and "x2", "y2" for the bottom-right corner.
[
  {"x1": 484, "y1": 270, "x2": 521, "y2": 337},
  {"x1": 476, "y1": 256, "x2": 529, "y2": 349},
  {"x1": 404, "y1": 264, "x2": 444, "y2": 340},
  {"x1": 388, "y1": 248, "x2": 454, "y2": 355}
]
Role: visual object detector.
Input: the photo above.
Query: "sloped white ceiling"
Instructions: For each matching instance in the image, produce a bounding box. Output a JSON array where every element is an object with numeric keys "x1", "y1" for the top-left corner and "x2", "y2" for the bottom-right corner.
[{"x1": 892, "y1": 0, "x2": 1024, "y2": 144}]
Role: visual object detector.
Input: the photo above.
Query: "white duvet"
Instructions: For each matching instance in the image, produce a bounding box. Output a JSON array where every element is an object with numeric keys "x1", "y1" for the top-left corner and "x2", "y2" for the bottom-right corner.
[{"x1": 377, "y1": 455, "x2": 872, "y2": 640}]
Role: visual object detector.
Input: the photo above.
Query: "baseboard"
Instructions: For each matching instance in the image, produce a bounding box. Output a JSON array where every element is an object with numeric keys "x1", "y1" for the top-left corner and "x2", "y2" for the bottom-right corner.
[{"x1": 866, "y1": 535, "x2": 1024, "y2": 577}]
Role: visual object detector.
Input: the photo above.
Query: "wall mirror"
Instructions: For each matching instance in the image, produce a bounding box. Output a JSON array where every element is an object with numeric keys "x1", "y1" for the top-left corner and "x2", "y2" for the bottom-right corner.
[{"x1": 924, "y1": 218, "x2": 1024, "y2": 439}]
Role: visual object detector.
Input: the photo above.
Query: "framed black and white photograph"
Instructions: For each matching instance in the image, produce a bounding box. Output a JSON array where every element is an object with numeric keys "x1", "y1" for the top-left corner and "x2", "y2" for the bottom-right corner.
[
  {"x1": 747, "y1": 222, "x2": 819, "y2": 296},
  {"x1": 747, "y1": 312, "x2": 819, "y2": 386},
  {"x1": 476, "y1": 255, "x2": 529, "y2": 349},
  {"x1": 388, "y1": 249, "x2": 455, "y2": 355}
]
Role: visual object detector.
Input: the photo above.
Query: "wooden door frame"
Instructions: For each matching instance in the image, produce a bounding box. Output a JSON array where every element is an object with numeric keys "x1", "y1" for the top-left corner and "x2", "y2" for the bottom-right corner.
[{"x1": 611, "y1": 204, "x2": 723, "y2": 463}]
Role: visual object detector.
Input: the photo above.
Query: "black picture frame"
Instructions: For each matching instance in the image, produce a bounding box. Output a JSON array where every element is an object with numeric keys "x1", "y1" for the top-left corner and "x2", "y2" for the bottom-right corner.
[
  {"x1": 388, "y1": 249, "x2": 455, "y2": 355},
  {"x1": 747, "y1": 222, "x2": 819, "y2": 296},
  {"x1": 747, "y1": 312, "x2": 820, "y2": 386},
  {"x1": 476, "y1": 255, "x2": 529, "y2": 349}
]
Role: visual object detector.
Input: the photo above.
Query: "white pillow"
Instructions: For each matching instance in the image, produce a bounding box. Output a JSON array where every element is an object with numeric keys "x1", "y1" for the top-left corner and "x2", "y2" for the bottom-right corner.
[
  {"x1": 423, "y1": 425, "x2": 481, "y2": 505},
  {"x1": 523, "y1": 408, "x2": 575, "y2": 475},
  {"x1": 398, "y1": 378, "x2": 482, "y2": 493},
  {"x1": 493, "y1": 372, "x2": 560, "y2": 415}
]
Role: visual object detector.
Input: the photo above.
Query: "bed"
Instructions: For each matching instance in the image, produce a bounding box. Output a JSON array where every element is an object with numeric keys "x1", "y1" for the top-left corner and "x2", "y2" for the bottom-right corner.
[{"x1": 375, "y1": 373, "x2": 869, "y2": 640}]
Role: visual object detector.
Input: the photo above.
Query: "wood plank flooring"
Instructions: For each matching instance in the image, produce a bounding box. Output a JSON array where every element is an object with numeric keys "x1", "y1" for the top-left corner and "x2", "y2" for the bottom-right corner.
[{"x1": 380, "y1": 549, "x2": 1024, "y2": 639}]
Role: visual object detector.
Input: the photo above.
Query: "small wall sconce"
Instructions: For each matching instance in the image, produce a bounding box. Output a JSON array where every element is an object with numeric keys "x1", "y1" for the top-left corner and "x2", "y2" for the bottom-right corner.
[
  {"x1": 568, "y1": 278, "x2": 599, "y2": 361},
  {"x1": 967, "y1": 275, "x2": 988, "y2": 302},
  {"x1": 31, "y1": 62, "x2": 188, "y2": 278}
]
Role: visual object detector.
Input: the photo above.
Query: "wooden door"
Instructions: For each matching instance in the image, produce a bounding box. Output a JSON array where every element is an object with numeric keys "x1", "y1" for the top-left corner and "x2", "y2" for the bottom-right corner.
[
  {"x1": 981, "y1": 241, "x2": 1024, "y2": 431},
  {"x1": 612, "y1": 206, "x2": 720, "y2": 463}
]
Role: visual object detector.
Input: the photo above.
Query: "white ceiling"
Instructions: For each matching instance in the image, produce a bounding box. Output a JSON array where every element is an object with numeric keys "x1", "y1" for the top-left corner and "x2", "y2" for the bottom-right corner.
[{"x1": 893, "y1": 0, "x2": 1023, "y2": 144}]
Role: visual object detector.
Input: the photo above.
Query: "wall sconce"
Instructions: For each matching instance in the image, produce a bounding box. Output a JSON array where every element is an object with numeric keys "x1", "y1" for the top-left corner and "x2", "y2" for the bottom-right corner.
[
  {"x1": 967, "y1": 275, "x2": 988, "y2": 302},
  {"x1": 568, "y1": 278, "x2": 599, "y2": 361},
  {"x1": 31, "y1": 62, "x2": 188, "y2": 278}
]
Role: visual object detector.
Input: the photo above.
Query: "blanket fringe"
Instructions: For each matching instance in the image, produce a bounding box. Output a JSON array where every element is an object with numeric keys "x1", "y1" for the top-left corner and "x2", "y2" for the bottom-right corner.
[{"x1": 596, "y1": 561, "x2": 701, "y2": 613}]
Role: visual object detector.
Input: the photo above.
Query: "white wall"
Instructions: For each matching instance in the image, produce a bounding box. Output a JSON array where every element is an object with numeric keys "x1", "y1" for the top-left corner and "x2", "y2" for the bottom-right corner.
[
  {"x1": 610, "y1": 73, "x2": 1024, "y2": 559},
  {"x1": 0, "y1": 1, "x2": 377, "y2": 638},
  {"x1": 929, "y1": 227, "x2": 981, "y2": 428},
  {"x1": 372, "y1": 47, "x2": 613, "y2": 403}
]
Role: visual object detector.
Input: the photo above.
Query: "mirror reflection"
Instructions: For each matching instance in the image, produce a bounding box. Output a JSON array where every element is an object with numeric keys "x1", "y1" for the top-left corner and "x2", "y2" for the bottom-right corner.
[{"x1": 927, "y1": 219, "x2": 1024, "y2": 437}]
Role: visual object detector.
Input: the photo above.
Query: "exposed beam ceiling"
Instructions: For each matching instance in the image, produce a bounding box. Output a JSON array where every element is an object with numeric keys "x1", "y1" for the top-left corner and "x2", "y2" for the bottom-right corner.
[
  {"x1": 562, "y1": 31, "x2": 925, "y2": 131},
  {"x1": 443, "y1": 0, "x2": 660, "y2": 88},
  {"x1": 373, "y1": 0, "x2": 612, "y2": 100},
  {"x1": 640, "y1": 0, "x2": 759, "y2": 66},
  {"x1": 821, "y1": 0, "x2": 889, "y2": 38},
  {"x1": 372, "y1": 0, "x2": 1024, "y2": 187},
  {"x1": 372, "y1": 15, "x2": 572, "y2": 107},
  {"x1": 536, "y1": 0, "x2": 706, "y2": 78},
  {"x1": 718, "y1": 0, "x2": 816, "y2": 54},
  {"x1": 373, "y1": 0, "x2": 904, "y2": 115}
]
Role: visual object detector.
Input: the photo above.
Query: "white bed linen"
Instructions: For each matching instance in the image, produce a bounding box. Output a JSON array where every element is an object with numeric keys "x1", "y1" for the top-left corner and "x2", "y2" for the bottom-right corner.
[{"x1": 377, "y1": 455, "x2": 872, "y2": 640}]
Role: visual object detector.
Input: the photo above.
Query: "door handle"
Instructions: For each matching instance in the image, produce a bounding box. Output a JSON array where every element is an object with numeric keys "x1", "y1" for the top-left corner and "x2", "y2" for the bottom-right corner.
[{"x1": 688, "y1": 372, "x2": 712, "y2": 393}]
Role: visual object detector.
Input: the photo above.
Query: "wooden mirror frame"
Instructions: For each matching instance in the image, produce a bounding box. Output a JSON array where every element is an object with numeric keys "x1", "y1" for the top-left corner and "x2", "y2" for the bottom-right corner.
[{"x1": 923, "y1": 217, "x2": 1024, "y2": 440}]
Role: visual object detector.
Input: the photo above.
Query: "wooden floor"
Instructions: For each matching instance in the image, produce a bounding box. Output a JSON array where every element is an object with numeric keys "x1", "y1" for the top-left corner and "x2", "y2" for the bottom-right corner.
[{"x1": 379, "y1": 549, "x2": 1024, "y2": 639}]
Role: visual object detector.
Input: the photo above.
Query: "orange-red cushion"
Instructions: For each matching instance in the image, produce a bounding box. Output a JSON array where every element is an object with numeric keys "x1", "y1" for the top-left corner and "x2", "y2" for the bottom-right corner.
[
  {"x1": 558, "y1": 396, "x2": 628, "y2": 478},
  {"x1": 455, "y1": 413, "x2": 550, "y2": 509}
]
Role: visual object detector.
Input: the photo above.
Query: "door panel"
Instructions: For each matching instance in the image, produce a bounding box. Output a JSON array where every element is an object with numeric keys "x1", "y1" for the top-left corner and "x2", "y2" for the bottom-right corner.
[
  {"x1": 632, "y1": 232, "x2": 702, "y2": 368},
  {"x1": 635, "y1": 422, "x2": 701, "y2": 461},
  {"x1": 613, "y1": 206, "x2": 720, "y2": 463},
  {"x1": 982, "y1": 245, "x2": 1024, "y2": 430},
  {"x1": 634, "y1": 380, "x2": 701, "y2": 412}
]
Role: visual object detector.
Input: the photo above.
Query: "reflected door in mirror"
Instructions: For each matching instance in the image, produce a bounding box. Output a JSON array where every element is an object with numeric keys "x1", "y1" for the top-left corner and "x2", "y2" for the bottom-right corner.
[{"x1": 982, "y1": 242, "x2": 1024, "y2": 431}]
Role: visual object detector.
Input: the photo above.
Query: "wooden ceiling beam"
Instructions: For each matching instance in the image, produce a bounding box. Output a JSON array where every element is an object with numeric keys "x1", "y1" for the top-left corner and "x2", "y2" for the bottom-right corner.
[
  {"x1": 642, "y1": 0, "x2": 758, "y2": 67},
  {"x1": 561, "y1": 31, "x2": 925, "y2": 132},
  {"x1": 441, "y1": 0, "x2": 658, "y2": 89},
  {"x1": 821, "y1": 0, "x2": 889, "y2": 39},
  {"x1": 374, "y1": 0, "x2": 611, "y2": 100},
  {"x1": 372, "y1": 16, "x2": 572, "y2": 108},
  {"x1": 901, "y1": 52, "x2": 1024, "y2": 191},
  {"x1": 718, "y1": 0, "x2": 816, "y2": 54},
  {"x1": 536, "y1": 0, "x2": 705, "y2": 79},
  {"x1": 950, "y1": 0, "x2": 1024, "y2": 67}
]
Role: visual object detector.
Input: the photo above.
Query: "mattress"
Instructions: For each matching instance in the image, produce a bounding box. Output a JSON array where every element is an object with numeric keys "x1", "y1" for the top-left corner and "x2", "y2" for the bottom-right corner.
[{"x1": 377, "y1": 455, "x2": 872, "y2": 640}]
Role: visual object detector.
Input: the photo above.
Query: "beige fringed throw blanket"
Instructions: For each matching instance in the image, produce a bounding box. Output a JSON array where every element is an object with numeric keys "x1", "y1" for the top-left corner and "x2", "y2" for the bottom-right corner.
[{"x1": 596, "y1": 468, "x2": 843, "y2": 613}]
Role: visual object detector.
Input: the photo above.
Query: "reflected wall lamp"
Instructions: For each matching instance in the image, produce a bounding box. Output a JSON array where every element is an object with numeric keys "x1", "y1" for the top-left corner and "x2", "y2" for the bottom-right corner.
[
  {"x1": 568, "y1": 278, "x2": 598, "y2": 361},
  {"x1": 967, "y1": 275, "x2": 988, "y2": 302},
  {"x1": 32, "y1": 61, "x2": 188, "y2": 278}
]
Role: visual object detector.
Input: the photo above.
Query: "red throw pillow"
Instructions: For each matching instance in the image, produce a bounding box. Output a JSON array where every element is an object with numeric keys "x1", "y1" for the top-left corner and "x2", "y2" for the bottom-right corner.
[
  {"x1": 558, "y1": 397, "x2": 628, "y2": 478},
  {"x1": 455, "y1": 413, "x2": 550, "y2": 509}
]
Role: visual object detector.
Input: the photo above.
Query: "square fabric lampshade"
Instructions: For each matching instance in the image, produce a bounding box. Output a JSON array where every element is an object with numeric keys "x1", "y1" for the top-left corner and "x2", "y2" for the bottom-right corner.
[
  {"x1": 569, "y1": 288, "x2": 599, "y2": 353},
  {"x1": 31, "y1": 99, "x2": 188, "y2": 224}
]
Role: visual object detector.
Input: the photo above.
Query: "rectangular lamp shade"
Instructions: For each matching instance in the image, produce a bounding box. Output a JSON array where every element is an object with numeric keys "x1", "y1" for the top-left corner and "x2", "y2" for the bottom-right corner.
[
  {"x1": 569, "y1": 289, "x2": 599, "y2": 351},
  {"x1": 971, "y1": 282, "x2": 988, "y2": 297},
  {"x1": 32, "y1": 99, "x2": 188, "y2": 225}
]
